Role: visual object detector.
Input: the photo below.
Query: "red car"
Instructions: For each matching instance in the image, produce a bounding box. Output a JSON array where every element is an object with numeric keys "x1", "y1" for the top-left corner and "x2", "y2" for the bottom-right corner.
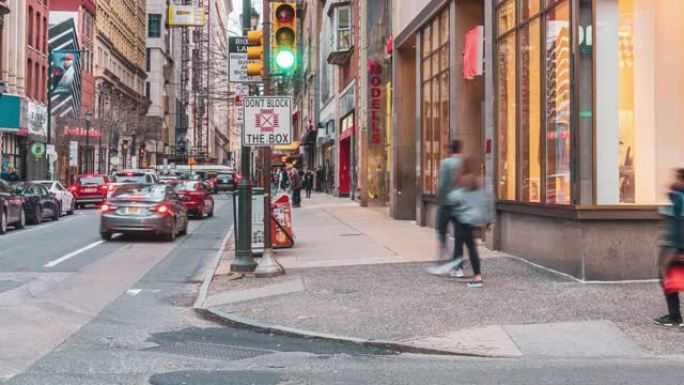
[
  {"x1": 174, "y1": 180, "x2": 214, "y2": 218},
  {"x1": 69, "y1": 174, "x2": 110, "y2": 208}
]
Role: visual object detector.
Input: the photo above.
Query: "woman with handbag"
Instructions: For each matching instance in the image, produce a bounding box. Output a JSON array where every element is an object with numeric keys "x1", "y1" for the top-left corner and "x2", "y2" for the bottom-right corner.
[{"x1": 654, "y1": 168, "x2": 684, "y2": 327}]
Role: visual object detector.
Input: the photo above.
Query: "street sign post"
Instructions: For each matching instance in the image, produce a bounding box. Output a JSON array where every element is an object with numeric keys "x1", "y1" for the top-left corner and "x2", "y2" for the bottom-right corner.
[
  {"x1": 229, "y1": 37, "x2": 262, "y2": 83},
  {"x1": 243, "y1": 96, "x2": 292, "y2": 147}
]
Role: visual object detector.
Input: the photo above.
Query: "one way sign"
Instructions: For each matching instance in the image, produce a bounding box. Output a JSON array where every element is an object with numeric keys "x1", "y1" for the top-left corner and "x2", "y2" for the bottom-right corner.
[{"x1": 243, "y1": 96, "x2": 292, "y2": 147}]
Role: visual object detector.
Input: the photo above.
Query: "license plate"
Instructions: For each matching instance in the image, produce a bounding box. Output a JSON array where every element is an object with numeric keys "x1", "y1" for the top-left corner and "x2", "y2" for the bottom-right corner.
[
  {"x1": 126, "y1": 207, "x2": 141, "y2": 214},
  {"x1": 84, "y1": 188, "x2": 97, "y2": 192}
]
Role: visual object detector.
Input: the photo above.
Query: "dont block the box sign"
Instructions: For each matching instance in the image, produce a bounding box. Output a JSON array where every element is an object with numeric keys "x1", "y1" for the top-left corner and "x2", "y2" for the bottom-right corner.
[{"x1": 243, "y1": 96, "x2": 293, "y2": 147}]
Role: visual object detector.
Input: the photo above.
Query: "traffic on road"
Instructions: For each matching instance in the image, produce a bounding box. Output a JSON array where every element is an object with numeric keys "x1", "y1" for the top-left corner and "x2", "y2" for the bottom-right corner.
[{"x1": 0, "y1": 167, "x2": 230, "y2": 239}]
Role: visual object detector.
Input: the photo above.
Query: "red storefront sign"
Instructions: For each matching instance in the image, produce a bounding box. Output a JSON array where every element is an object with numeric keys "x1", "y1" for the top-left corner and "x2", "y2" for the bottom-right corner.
[
  {"x1": 65, "y1": 127, "x2": 103, "y2": 137},
  {"x1": 368, "y1": 61, "x2": 383, "y2": 145}
]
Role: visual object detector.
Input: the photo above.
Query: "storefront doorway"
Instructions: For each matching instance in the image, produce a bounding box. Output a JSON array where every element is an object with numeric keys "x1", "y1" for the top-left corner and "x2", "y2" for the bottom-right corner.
[{"x1": 339, "y1": 137, "x2": 351, "y2": 196}]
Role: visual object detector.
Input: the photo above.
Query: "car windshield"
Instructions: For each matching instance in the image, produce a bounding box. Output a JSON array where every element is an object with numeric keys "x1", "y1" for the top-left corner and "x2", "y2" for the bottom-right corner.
[
  {"x1": 11, "y1": 183, "x2": 28, "y2": 193},
  {"x1": 113, "y1": 173, "x2": 147, "y2": 183},
  {"x1": 174, "y1": 181, "x2": 199, "y2": 191},
  {"x1": 110, "y1": 185, "x2": 166, "y2": 201},
  {"x1": 79, "y1": 176, "x2": 105, "y2": 185}
]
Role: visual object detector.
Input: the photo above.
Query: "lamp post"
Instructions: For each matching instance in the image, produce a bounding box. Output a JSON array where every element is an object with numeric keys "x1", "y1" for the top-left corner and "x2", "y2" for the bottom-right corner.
[{"x1": 84, "y1": 111, "x2": 92, "y2": 173}]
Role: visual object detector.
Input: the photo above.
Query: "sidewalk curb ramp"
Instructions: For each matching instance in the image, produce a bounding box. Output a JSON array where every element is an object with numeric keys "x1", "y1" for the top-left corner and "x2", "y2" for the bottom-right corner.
[{"x1": 195, "y1": 307, "x2": 517, "y2": 359}]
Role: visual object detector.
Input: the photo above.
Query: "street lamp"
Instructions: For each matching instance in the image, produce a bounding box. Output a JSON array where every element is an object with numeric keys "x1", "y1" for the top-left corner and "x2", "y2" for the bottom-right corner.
[{"x1": 84, "y1": 111, "x2": 92, "y2": 173}]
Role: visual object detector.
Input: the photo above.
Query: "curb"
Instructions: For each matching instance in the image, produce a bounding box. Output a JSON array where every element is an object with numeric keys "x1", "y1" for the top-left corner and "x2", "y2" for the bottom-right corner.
[
  {"x1": 195, "y1": 307, "x2": 513, "y2": 358},
  {"x1": 192, "y1": 225, "x2": 235, "y2": 309}
]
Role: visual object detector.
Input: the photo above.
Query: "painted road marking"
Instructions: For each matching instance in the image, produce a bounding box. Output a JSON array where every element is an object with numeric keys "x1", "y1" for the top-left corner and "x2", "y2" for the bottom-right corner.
[
  {"x1": 43, "y1": 232, "x2": 121, "y2": 268},
  {"x1": 1, "y1": 215, "x2": 83, "y2": 238}
]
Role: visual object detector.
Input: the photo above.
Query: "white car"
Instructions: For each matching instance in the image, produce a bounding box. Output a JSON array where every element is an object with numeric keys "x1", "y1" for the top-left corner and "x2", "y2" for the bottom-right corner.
[{"x1": 35, "y1": 180, "x2": 75, "y2": 216}]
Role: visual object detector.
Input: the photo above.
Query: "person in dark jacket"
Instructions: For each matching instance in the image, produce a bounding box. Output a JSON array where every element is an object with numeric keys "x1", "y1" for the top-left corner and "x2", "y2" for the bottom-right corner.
[
  {"x1": 654, "y1": 168, "x2": 684, "y2": 327},
  {"x1": 304, "y1": 169, "x2": 314, "y2": 198}
]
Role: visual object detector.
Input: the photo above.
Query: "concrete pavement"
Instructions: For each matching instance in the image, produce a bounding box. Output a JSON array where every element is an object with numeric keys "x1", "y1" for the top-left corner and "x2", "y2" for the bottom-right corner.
[{"x1": 204, "y1": 193, "x2": 683, "y2": 359}]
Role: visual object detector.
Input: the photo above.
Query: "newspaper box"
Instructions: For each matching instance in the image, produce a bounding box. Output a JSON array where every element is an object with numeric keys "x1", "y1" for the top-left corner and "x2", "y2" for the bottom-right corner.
[{"x1": 271, "y1": 192, "x2": 294, "y2": 248}]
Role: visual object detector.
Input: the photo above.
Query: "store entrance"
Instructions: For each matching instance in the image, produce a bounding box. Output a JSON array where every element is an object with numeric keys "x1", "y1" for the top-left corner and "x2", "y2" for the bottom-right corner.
[{"x1": 339, "y1": 137, "x2": 351, "y2": 197}]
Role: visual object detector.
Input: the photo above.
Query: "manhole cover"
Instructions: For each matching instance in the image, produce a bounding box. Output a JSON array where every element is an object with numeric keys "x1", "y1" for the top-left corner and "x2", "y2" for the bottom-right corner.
[{"x1": 145, "y1": 341, "x2": 272, "y2": 361}]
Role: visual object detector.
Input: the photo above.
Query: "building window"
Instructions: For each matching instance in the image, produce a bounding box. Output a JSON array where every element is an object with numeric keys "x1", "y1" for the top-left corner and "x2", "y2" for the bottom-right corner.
[
  {"x1": 421, "y1": 7, "x2": 450, "y2": 196},
  {"x1": 148, "y1": 14, "x2": 162, "y2": 38},
  {"x1": 28, "y1": 6, "x2": 34, "y2": 48},
  {"x1": 146, "y1": 81, "x2": 151, "y2": 100},
  {"x1": 496, "y1": 0, "x2": 572, "y2": 204},
  {"x1": 146, "y1": 48, "x2": 151, "y2": 71},
  {"x1": 27, "y1": 59, "x2": 33, "y2": 99},
  {"x1": 594, "y1": 0, "x2": 684, "y2": 205},
  {"x1": 334, "y1": 6, "x2": 352, "y2": 51}
]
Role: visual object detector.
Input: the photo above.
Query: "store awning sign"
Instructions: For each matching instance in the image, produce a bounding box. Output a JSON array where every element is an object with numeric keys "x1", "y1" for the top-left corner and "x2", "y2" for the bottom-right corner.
[{"x1": 243, "y1": 96, "x2": 292, "y2": 147}]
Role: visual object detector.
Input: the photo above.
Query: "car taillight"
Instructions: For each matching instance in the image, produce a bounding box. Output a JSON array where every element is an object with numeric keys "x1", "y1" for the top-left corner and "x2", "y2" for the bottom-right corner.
[
  {"x1": 69, "y1": 186, "x2": 78, "y2": 192},
  {"x1": 157, "y1": 205, "x2": 169, "y2": 213},
  {"x1": 100, "y1": 203, "x2": 113, "y2": 212}
]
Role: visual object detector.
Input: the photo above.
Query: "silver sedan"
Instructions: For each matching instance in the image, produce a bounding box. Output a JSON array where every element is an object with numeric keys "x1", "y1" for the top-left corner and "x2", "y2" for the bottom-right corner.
[{"x1": 100, "y1": 184, "x2": 189, "y2": 241}]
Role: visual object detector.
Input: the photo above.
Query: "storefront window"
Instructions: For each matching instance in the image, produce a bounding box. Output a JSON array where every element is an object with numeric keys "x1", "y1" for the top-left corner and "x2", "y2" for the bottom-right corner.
[
  {"x1": 496, "y1": 0, "x2": 574, "y2": 204},
  {"x1": 421, "y1": 6, "x2": 450, "y2": 195},
  {"x1": 520, "y1": 19, "x2": 542, "y2": 202},
  {"x1": 544, "y1": 1, "x2": 571, "y2": 204},
  {"x1": 498, "y1": 34, "x2": 516, "y2": 200},
  {"x1": 596, "y1": 0, "x2": 684, "y2": 205},
  {"x1": 498, "y1": 0, "x2": 516, "y2": 36}
]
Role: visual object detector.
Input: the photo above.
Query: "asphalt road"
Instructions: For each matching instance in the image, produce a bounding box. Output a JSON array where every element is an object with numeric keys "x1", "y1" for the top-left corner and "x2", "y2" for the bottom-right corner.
[{"x1": 1, "y1": 196, "x2": 683, "y2": 384}]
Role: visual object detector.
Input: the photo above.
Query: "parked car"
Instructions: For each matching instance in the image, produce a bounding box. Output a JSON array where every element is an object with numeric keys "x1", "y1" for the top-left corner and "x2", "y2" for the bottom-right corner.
[
  {"x1": 174, "y1": 180, "x2": 215, "y2": 218},
  {"x1": 215, "y1": 171, "x2": 237, "y2": 192},
  {"x1": 100, "y1": 184, "x2": 188, "y2": 241},
  {"x1": 13, "y1": 182, "x2": 60, "y2": 224},
  {"x1": 69, "y1": 174, "x2": 110, "y2": 208},
  {"x1": 0, "y1": 180, "x2": 26, "y2": 233},
  {"x1": 36, "y1": 180, "x2": 75, "y2": 216}
]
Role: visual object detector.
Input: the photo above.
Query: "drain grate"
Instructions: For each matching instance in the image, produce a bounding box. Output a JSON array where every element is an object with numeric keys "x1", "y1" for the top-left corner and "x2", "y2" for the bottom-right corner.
[{"x1": 145, "y1": 341, "x2": 272, "y2": 362}]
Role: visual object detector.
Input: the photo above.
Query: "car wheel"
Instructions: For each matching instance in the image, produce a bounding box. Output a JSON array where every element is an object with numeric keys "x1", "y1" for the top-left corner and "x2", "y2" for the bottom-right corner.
[
  {"x1": 67, "y1": 200, "x2": 75, "y2": 215},
  {"x1": 101, "y1": 232, "x2": 113, "y2": 241},
  {"x1": 0, "y1": 209, "x2": 7, "y2": 234},
  {"x1": 15, "y1": 210, "x2": 26, "y2": 229},
  {"x1": 53, "y1": 204, "x2": 60, "y2": 221},
  {"x1": 164, "y1": 220, "x2": 176, "y2": 242},
  {"x1": 31, "y1": 206, "x2": 42, "y2": 224},
  {"x1": 208, "y1": 203, "x2": 214, "y2": 218},
  {"x1": 179, "y1": 217, "x2": 188, "y2": 236}
]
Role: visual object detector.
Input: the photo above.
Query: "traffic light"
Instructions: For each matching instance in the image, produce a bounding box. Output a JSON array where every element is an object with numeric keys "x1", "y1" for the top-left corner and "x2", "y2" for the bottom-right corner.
[
  {"x1": 246, "y1": 30, "x2": 264, "y2": 77},
  {"x1": 272, "y1": 2, "x2": 297, "y2": 74}
]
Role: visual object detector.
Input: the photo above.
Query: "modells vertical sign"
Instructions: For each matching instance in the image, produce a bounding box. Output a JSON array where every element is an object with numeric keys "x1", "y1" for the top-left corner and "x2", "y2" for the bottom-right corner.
[{"x1": 365, "y1": 0, "x2": 390, "y2": 203}]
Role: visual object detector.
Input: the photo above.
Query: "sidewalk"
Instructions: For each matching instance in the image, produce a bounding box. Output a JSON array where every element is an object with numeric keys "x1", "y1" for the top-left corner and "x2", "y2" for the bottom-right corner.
[{"x1": 200, "y1": 193, "x2": 683, "y2": 359}]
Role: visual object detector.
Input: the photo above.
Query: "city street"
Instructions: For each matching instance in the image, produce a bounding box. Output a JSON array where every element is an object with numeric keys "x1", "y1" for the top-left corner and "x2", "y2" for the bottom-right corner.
[{"x1": 0, "y1": 194, "x2": 682, "y2": 384}]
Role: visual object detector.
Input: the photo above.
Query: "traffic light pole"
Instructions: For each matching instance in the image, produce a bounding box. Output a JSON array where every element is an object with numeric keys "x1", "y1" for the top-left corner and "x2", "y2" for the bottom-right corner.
[
  {"x1": 261, "y1": 0, "x2": 274, "y2": 259},
  {"x1": 231, "y1": 0, "x2": 257, "y2": 272}
]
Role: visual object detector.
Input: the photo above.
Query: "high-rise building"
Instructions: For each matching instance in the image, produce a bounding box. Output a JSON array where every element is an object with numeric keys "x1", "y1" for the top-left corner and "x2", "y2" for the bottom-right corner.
[{"x1": 94, "y1": 0, "x2": 148, "y2": 169}]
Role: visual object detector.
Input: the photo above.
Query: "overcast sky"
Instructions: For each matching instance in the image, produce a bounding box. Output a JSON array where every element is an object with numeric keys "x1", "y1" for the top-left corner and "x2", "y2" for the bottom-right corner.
[{"x1": 229, "y1": 0, "x2": 264, "y2": 34}]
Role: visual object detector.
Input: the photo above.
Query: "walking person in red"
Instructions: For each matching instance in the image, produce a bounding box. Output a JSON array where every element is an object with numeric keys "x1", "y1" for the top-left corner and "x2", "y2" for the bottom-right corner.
[{"x1": 654, "y1": 169, "x2": 684, "y2": 327}]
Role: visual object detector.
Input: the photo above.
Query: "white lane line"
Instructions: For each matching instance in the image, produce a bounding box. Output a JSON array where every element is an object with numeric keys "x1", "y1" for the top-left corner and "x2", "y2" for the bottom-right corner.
[
  {"x1": 43, "y1": 235, "x2": 120, "y2": 267},
  {"x1": 2, "y1": 215, "x2": 84, "y2": 238}
]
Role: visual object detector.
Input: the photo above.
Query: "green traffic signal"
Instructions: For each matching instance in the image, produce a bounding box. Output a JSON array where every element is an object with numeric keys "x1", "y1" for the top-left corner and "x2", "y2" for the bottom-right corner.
[{"x1": 275, "y1": 49, "x2": 296, "y2": 71}]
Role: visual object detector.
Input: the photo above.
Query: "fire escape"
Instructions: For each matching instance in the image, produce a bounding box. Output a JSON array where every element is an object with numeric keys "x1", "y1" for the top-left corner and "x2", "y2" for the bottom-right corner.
[{"x1": 191, "y1": 0, "x2": 211, "y2": 163}]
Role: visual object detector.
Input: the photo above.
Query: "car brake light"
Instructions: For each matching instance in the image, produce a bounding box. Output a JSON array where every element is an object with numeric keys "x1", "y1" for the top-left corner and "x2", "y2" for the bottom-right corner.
[
  {"x1": 157, "y1": 205, "x2": 169, "y2": 213},
  {"x1": 100, "y1": 204, "x2": 112, "y2": 212}
]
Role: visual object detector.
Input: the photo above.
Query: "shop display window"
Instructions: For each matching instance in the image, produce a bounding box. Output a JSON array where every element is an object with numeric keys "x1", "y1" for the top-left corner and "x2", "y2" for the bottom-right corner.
[
  {"x1": 420, "y1": 6, "x2": 450, "y2": 195},
  {"x1": 496, "y1": 0, "x2": 572, "y2": 204}
]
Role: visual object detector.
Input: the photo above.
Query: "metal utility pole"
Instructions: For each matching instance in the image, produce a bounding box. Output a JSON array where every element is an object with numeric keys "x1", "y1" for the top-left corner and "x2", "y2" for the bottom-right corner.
[
  {"x1": 231, "y1": 0, "x2": 257, "y2": 272},
  {"x1": 261, "y1": 0, "x2": 274, "y2": 261}
]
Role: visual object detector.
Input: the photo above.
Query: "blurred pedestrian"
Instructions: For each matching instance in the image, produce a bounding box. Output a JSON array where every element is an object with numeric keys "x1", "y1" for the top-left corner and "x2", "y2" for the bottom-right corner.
[
  {"x1": 278, "y1": 167, "x2": 289, "y2": 194},
  {"x1": 427, "y1": 140, "x2": 465, "y2": 277},
  {"x1": 6, "y1": 167, "x2": 20, "y2": 182},
  {"x1": 654, "y1": 168, "x2": 684, "y2": 327},
  {"x1": 304, "y1": 168, "x2": 314, "y2": 198},
  {"x1": 445, "y1": 162, "x2": 493, "y2": 288},
  {"x1": 291, "y1": 167, "x2": 303, "y2": 207}
]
